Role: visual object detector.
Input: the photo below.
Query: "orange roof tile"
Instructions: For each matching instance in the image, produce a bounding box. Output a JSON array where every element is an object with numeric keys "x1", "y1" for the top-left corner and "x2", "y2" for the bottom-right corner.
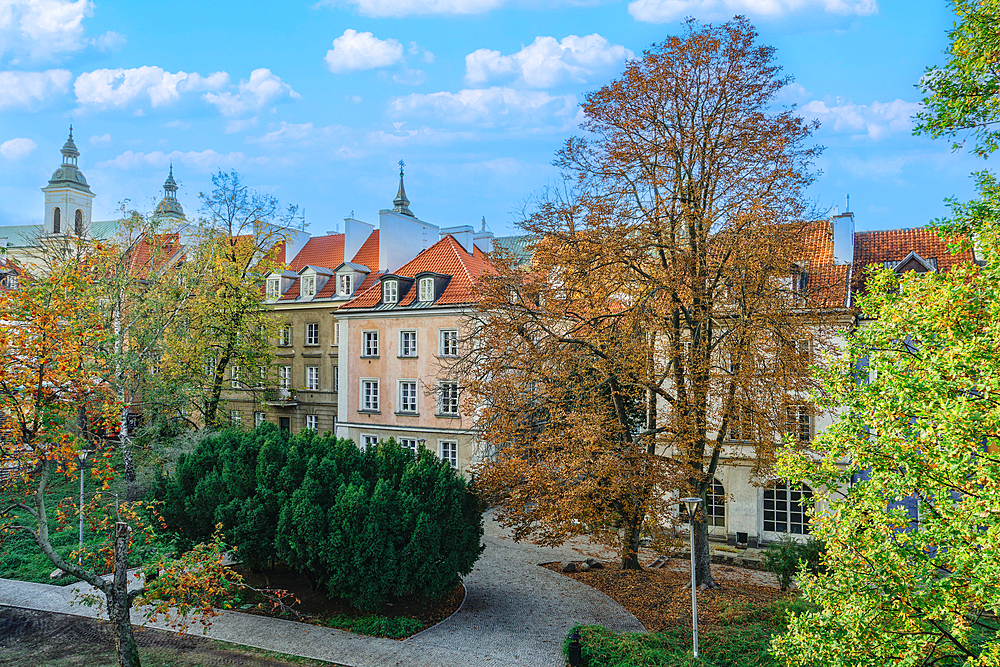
[
  {"x1": 279, "y1": 278, "x2": 301, "y2": 301},
  {"x1": 289, "y1": 234, "x2": 345, "y2": 272},
  {"x1": 127, "y1": 232, "x2": 184, "y2": 278},
  {"x1": 852, "y1": 227, "x2": 975, "y2": 295},
  {"x1": 341, "y1": 235, "x2": 494, "y2": 309},
  {"x1": 350, "y1": 229, "x2": 379, "y2": 270}
]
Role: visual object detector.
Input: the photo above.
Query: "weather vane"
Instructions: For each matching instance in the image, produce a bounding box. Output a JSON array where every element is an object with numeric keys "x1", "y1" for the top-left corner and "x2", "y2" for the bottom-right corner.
[{"x1": 398, "y1": 159, "x2": 405, "y2": 174}]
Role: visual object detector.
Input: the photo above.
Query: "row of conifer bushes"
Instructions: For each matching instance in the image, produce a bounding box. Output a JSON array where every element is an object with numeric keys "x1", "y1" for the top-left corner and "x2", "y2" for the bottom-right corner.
[{"x1": 150, "y1": 424, "x2": 484, "y2": 610}]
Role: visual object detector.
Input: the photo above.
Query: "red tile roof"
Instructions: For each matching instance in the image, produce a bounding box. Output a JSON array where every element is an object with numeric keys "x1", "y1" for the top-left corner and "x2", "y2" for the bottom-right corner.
[
  {"x1": 852, "y1": 227, "x2": 975, "y2": 295},
  {"x1": 350, "y1": 229, "x2": 379, "y2": 270},
  {"x1": 127, "y1": 233, "x2": 184, "y2": 278},
  {"x1": 279, "y1": 278, "x2": 300, "y2": 301},
  {"x1": 288, "y1": 234, "x2": 344, "y2": 272},
  {"x1": 796, "y1": 220, "x2": 849, "y2": 308},
  {"x1": 341, "y1": 235, "x2": 494, "y2": 309}
]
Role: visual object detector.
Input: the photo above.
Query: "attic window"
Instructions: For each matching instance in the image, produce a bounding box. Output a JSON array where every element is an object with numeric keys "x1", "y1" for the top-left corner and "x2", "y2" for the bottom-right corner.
[
  {"x1": 383, "y1": 280, "x2": 398, "y2": 304},
  {"x1": 419, "y1": 277, "x2": 434, "y2": 302},
  {"x1": 266, "y1": 278, "x2": 280, "y2": 300},
  {"x1": 340, "y1": 274, "x2": 352, "y2": 296},
  {"x1": 302, "y1": 275, "x2": 316, "y2": 297}
]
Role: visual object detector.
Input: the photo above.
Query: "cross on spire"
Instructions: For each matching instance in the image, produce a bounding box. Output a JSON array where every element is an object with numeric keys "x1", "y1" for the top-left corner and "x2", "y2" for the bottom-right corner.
[{"x1": 393, "y1": 160, "x2": 414, "y2": 217}]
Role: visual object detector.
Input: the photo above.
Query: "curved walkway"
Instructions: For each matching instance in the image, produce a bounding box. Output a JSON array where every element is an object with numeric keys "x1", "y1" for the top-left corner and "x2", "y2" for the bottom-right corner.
[{"x1": 0, "y1": 510, "x2": 643, "y2": 667}]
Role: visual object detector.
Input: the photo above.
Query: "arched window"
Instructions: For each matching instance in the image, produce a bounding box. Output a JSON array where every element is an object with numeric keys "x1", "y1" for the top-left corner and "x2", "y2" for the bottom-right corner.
[
  {"x1": 681, "y1": 478, "x2": 726, "y2": 527},
  {"x1": 52, "y1": 207, "x2": 61, "y2": 233},
  {"x1": 764, "y1": 482, "x2": 813, "y2": 535},
  {"x1": 74, "y1": 209, "x2": 84, "y2": 236}
]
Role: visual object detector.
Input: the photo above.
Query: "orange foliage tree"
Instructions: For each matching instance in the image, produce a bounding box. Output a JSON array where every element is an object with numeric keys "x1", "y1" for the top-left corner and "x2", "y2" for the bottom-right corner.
[{"x1": 465, "y1": 18, "x2": 837, "y2": 582}]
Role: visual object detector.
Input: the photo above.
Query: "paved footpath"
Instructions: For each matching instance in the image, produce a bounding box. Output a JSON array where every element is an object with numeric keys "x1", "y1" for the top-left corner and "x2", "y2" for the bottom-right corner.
[{"x1": 0, "y1": 510, "x2": 644, "y2": 666}]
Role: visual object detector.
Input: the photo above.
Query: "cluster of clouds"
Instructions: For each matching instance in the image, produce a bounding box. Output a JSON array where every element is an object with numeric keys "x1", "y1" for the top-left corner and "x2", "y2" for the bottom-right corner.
[
  {"x1": 800, "y1": 98, "x2": 921, "y2": 140},
  {"x1": 0, "y1": 0, "x2": 124, "y2": 62}
]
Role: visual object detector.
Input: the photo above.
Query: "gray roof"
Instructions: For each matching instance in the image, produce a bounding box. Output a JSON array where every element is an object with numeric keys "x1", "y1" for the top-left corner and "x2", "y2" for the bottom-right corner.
[
  {"x1": 493, "y1": 235, "x2": 533, "y2": 265},
  {"x1": 0, "y1": 220, "x2": 121, "y2": 247}
]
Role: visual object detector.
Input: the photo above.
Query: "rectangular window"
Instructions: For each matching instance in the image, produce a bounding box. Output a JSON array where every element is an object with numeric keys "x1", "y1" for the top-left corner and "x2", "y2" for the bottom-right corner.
[
  {"x1": 278, "y1": 365, "x2": 291, "y2": 390},
  {"x1": 383, "y1": 280, "x2": 398, "y2": 303},
  {"x1": 334, "y1": 323, "x2": 340, "y2": 345},
  {"x1": 362, "y1": 379, "x2": 380, "y2": 411},
  {"x1": 266, "y1": 278, "x2": 279, "y2": 299},
  {"x1": 398, "y1": 380, "x2": 418, "y2": 413},
  {"x1": 279, "y1": 325, "x2": 291, "y2": 347},
  {"x1": 230, "y1": 366, "x2": 240, "y2": 389},
  {"x1": 255, "y1": 412, "x2": 265, "y2": 427},
  {"x1": 256, "y1": 366, "x2": 266, "y2": 389},
  {"x1": 437, "y1": 381, "x2": 460, "y2": 416},
  {"x1": 361, "y1": 434, "x2": 378, "y2": 450},
  {"x1": 302, "y1": 275, "x2": 316, "y2": 297},
  {"x1": 726, "y1": 407, "x2": 753, "y2": 442},
  {"x1": 419, "y1": 277, "x2": 434, "y2": 302},
  {"x1": 400, "y1": 330, "x2": 417, "y2": 357},
  {"x1": 306, "y1": 322, "x2": 319, "y2": 346},
  {"x1": 786, "y1": 404, "x2": 812, "y2": 443},
  {"x1": 305, "y1": 415, "x2": 319, "y2": 431},
  {"x1": 333, "y1": 365, "x2": 339, "y2": 393},
  {"x1": 339, "y1": 274, "x2": 352, "y2": 296},
  {"x1": 230, "y1": 410, "x2": 242, "y2": 425},
  {"x1": 363, "y1": 331, "x2": 379, "y2": 357},
  {"x1": 306, "y1": 366, "x2": 319, "y2": 390},
  {"x1": 439, "y1": 440, "x2": 458, "y2": 468},
  {"x1": 203, "y1": 355, "x2": 216, "y2": 378},
  {"x1": 399, "y1": 438, "x2": 418, "y2": 452},
  {"x1": 440, "y1": 329, "x2": 458, "y2": 357}
]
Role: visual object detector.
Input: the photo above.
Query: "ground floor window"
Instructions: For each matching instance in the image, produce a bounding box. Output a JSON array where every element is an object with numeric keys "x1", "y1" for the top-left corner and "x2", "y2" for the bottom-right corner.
[
  {"x1": 438, "y1": 440, "x2": 458, "y2": 468},
  {"x1": 399, "y1": 438, "x2": 418, "y2": 452},
  {"x1": 305, "y1": 415, "x2": 318, "y2": 431},
  {"x1": 764, "y1": 482, "x2": 813, "y2": 535},
  {"x1": 255, "y1": 412, "x2": 265, "y2": 427},
  {"x1": 680, "y1": 478, "x2": 726, "y2": 527},
  {"x1": 362, "y1": 434, "x2": 378, "y2": 450},
  {"x1": 230, "y1": 410, "x2": 241, "y2": 425}
]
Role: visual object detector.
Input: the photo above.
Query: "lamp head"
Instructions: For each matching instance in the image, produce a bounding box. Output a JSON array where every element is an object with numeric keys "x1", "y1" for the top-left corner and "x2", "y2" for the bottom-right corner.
[
  {"x1": 76, "y1": 449, "x2": 91, "y2": 463},
  {"x1": 680, "y1": 497, "x2": 702, "y2": 516}
]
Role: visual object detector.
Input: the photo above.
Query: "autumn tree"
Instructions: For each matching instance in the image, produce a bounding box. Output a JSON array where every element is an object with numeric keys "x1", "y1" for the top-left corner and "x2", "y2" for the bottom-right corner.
[
  {"x1": 158, "y1": 170, "x2": 300, "y2": 427},
  {"x1": 466, "y1": 18, "x2": 835, "y2": 581},
  {"x1": 0, "y1": 252, "x2": 243, "y2": 667}
]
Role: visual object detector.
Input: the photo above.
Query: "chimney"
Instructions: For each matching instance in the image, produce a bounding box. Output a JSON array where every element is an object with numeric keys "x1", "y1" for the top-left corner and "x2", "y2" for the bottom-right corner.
[
  {"x1": 344, "y1": 216, "x2": 375, "y2": 267},
  {"x1": 440, "y1": 225, "x2": 474, "y2": 255},
  {"x1": 831, "y1": 212, "x2": 855, "y2": 265}
]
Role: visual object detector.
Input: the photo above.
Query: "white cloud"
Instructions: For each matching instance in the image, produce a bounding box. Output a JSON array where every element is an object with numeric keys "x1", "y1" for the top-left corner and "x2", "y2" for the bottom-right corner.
[
  {"x1": 393, "y1": 68, "x2": 426, "y2": 85},
  {"x1": 88, "y1": 132, "x2": 110, "y2": 144},
  {"x1": 324, "y1": 29, "x2": 404, "y2": 73},
  {"x1": 225, "y1": 117, "x2": 258, "y2": 134},
  {"x1": 0, "y1": 0, "x2": 93, "y2": 60},
  {"x1": 74, "y1": 66, "x2": 230, "y2": 108},
  {"x1": 163, "y1": 120, "x2": 191, "y2": 129},
  {"x1": 390, "y1": 86, "x2": 579, "y2": 128},
  {"x1": 204, "y1": 68, "x2": 299, "y2": 117},
  {"x1": 466, "y1": 34, "x2": 632, "y2": 88},
  {"x1": 0, "y1": 137, "x2": 37, "y2": 158},
  {"x1": 318, "y1": 0, "x2": 502, "y2": 17},
  {"x1": 96, "y1": 149, "x2": 254, "y2": 171},
  {"x1": 91, "y1": 29, "x2": 124, "y2": 51},
  {"x1": 627, "y1": 0, "x2": 877, "y2": 23},
  {"x1": 0, "y1": 69, "x2": 71, "y2": 109},
  {"x1": 246, "y1": 121, "x2": 352, "y2": 148},
  {"x1": 800, "y1": 98, "x2": 920, "y2": 140}
]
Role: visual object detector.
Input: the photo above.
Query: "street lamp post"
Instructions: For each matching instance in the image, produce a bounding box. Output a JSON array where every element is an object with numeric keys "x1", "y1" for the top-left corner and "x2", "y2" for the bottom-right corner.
[
  {"x1": 77, "y1": 449, "x2": 91, "y2": 564},
  {"x1": 680, "y1": 497, "x2": 703, "y2": 659}
]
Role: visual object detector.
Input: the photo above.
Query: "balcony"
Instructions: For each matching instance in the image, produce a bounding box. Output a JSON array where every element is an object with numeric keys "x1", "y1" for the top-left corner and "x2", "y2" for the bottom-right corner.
[{"x1": 263, "y1": 387, "x2": 298, "y2": 407}]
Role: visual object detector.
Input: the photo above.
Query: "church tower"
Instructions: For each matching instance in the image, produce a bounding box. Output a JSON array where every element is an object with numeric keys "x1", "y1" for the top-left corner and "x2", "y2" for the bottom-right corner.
[
  {"x1": 154, "y1": 164, "x2": 186, "y2": 222},
  {"x1": 41, "y1": 126, "x2": 94, "y2": 238}
]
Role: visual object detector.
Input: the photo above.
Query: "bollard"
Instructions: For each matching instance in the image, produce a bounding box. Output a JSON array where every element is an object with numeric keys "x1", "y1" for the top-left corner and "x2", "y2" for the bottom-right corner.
[{"x1": 567, "y1": 630, "x2": 582, "y2": 666}]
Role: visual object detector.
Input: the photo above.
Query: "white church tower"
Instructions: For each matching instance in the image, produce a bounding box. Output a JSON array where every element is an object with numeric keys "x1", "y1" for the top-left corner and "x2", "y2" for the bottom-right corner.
[{"x1": 41, "y1": 126, "x2": 94, "y2": 238}]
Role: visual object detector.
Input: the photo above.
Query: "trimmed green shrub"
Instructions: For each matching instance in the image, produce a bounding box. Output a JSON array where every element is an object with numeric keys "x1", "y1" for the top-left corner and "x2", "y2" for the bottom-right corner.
[
  {"x1": 761, "y1": 537, "x2": 825, "y2": 591},
  {"x1": 151, "y1": 425, "x2": 484, "y2": 610}
]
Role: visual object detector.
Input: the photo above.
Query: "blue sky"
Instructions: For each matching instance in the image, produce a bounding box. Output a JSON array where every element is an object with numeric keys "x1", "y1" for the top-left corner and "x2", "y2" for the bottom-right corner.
[{"x1": 0, "y1": 0, "x2": 987, "y2": 237}]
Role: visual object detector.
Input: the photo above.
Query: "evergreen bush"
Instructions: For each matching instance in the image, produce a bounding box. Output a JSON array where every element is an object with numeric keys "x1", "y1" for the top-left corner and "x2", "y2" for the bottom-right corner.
[{"x1": 761, "y1": 537, "x2": 825, "y2": 591}]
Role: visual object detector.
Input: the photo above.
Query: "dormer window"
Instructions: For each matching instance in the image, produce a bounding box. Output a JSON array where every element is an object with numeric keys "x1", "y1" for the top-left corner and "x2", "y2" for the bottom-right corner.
[
  {"x1": 383, "y1": 280, "x2": 398, "y2": 304},
  {"x1": 303, "y1": 275, "x2": 316, "y2": 298},
  {"x1": 340, "y1": 274, "x2": 352, "y2": 296},
  {"x1": 266, "y1": 278, "x2": 280, "y2": 300},
  {"x1": 419, "y1": 277, "x2": 434, "y2": 302}
]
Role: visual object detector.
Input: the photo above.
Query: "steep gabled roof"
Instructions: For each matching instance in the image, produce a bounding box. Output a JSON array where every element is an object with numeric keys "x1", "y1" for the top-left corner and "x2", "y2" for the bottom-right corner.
[
  {"x1": 127, "y1": 232, "x2": 184, "y2": 278},
  {"x1": 798, "y1": 220, "x2": 849, "y2": 309},
  {"x1": 288, "y1": 234, "x2": 344, "y2": 272},
  {"x1": 340, "y1": 235, "x2": 494, "y2": 310},
  {"x1": 852, "y1": 227, "x2": 975, "y2": 296},
  {"x1": 351, "y1": 229, "x2": 379, "y2": 270}
]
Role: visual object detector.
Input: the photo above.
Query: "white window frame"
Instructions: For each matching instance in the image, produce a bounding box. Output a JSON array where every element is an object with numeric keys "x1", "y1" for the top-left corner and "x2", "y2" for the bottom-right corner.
[
  {"x1": 302, "y1": 274, "x2": 316, "y2": 297},
  {"x1": 383, "y1": 280, "x2": 398, "y2": 304},
  {"x1": 399, "y1": 330, "x2": 417, "y2": 358},
  {"x1": 437, "y1": 380, "x2": 460, "y2": 416},
  {"x1": 361, "y1": 378, "x2": 380, "y2": 412},
  {"x1": 278, "y1": 365, "x2": 292, "y2": 390},
  {"x1": 398, "y1": 379, "x2": 418, "y2": 414},
  {"x1": 786, "y1": 404, "x2": 812, "y2": 443},
  {"x1": 419, "y1": 277, "x2": 434, "y2": 302},
  {"x1": 305, "y1": 414, "x2": 319, "y2": 431},
  {"x1": 339, "y1": 274, "x2": 352, "y2": 296},
  {"x1": 306, "y1": 366, "x2": 319, "y2": 390},
  {"x1": 399, "y1": 438, "x2": 418, "y2": 452},
  {"x1": 255, "y1": 412, "x2": 266, "y2": 427},
  {"x1": 230, "y1": 366, "x2": 240, "y2": 389},
  {"x1": 256, "y1": 365, "x2": 267, "y2": 389},
  {"x1": 6, "y1": 274, "x2": 18, "y2": 290},
  {"x1": 333, "y1": 365, "x2": 339, "y2": 393},
  {"x1": 361, "y1": 434, "x2": 378, "y2": 451},
  {"x1": 230, "y1": 410, "x2": 242, "y2": 425},
  {"x1": 305, "y1": 322, "x2": 319, "y2": 346},
  {"x1": 279, "y1": 325, "x2": 291, "y2": 347},
  {"x1": 438, "y1": 439, "x2": 458, "y2": 468},
  {"x1": 439, "y1": 329, "x2": 458, "y2": 357},
  {"x1": 266, "y1": 278, "x2": 280, "y2": 300},
  {"x1": 363, "y1": 330, "x2": 379, "y2": 357}
]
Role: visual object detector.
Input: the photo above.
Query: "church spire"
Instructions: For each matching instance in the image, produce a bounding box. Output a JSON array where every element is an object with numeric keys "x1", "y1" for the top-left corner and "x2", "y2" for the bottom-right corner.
[
  {"x1": 393, "y1": 160, "x2": 414, "y2": 217},
  {"x1": 155, "y1": 164, "x2": 185, "y2": 220}
]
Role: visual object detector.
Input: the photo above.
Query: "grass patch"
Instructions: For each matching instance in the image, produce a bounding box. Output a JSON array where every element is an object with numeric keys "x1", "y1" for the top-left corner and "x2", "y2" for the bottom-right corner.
[
  {"x1": 567, "y1": 595, "x2": 812, "y2": 667},
  {"x1": 316, "y1": 613, "x2": 424, "y2": 639}
]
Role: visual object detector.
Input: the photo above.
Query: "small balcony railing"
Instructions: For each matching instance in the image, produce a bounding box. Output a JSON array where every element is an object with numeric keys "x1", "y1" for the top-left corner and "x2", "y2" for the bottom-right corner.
[{"x1": 262, "y1": 387, "x2": 297, "y2": 404}]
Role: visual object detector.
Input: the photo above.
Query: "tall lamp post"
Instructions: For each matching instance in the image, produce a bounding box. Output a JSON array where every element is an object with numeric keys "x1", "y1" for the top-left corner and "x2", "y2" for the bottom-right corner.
[
  {"x1": 77, "y1": 449, "x2": 91, "y2": 564},
  {"x1": 680, "y1": 497, "x2": 703, "y2": 658}
]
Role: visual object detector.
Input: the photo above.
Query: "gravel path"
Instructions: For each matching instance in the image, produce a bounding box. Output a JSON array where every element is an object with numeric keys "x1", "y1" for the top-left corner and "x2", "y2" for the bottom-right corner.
[{"x1": 0, "y1": 509, "x2": 644, "y2": 667}]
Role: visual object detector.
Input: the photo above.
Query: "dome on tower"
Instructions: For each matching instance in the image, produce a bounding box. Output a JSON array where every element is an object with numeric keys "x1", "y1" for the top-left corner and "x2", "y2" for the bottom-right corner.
[
  {"x1": 46, "y1": 126, "x2": 91, "y2": 193},
  {"x1": 155, "y1": 165, "x2": 185, "y2": 219}
]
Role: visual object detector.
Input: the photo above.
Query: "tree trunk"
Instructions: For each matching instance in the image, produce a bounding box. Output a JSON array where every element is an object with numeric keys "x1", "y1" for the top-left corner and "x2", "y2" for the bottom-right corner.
[
  {"x1": 693, "y1": 513, "x2": 719, "y2": 589},
  {"x1": 119, "y1": 407, "x2": 138, "y2": 502},
  {"x1": 620, "y1": 510, "x2": 643, "y2": 570},
  {"x1": 108, "y1": 521, "x2": 141, "y2": 667}
]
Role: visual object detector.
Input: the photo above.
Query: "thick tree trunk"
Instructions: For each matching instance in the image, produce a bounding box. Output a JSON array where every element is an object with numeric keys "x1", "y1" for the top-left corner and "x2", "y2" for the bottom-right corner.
[
  {"x1": 108, "y1": 521, "x2": 141, "y2": 667},
  {"x1": 620, "y1": 510, "x2": 643, "y2": 570},
  {"x1": 693, "y1": 512, "x2": 719, "y2": 589}
]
